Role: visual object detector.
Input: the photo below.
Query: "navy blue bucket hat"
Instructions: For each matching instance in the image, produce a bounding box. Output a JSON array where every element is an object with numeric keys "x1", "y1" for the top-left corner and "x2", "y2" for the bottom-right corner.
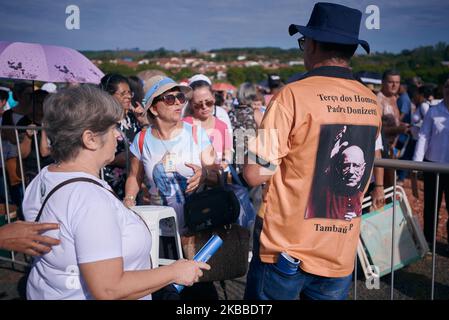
[{"x1": 289, "y1": 2, "x2": 370, "y2": 54}]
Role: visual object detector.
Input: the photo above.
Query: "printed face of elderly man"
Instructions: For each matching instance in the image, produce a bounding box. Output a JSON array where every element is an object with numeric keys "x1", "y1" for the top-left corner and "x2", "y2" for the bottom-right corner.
[{"x1": 339, "y1": 145, "x2": 366, "y2": 190}]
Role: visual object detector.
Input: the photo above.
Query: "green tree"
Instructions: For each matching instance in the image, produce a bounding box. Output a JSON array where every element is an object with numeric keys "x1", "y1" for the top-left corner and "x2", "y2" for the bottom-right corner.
[
  {"x1": 172, "y1": 68, "x2": 195, "y2": 81},
  {"x1": 227, "y1": 67, "x2": 246, "y2": 85},
  {"x1": 99, "y1": 63, "x2": 135, "y2": 76}
]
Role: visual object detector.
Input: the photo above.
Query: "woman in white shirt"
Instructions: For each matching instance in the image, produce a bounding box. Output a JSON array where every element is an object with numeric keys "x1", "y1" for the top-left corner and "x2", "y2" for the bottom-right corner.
[
  {"x1": 124, "y1": 76, "x2": 217, "y2": 237},
  {"x1": 23, "y1": 85, "x2": 208, "y2": 300}
]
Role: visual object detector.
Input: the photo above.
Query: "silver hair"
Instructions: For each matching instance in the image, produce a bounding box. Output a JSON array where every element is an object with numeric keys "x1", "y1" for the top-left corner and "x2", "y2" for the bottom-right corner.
[
  {"x1": 237, "y1": 82, "x2": 259, "y2": 106},
  {"x1": 43, "y1": 84, "x2": 123, "y2": 162}
]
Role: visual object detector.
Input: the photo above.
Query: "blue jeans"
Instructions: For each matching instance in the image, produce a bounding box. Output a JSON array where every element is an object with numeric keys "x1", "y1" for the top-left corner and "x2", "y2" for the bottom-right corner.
[{"x1": 244, "y1": 217, "x2": 352, "y2": 300}]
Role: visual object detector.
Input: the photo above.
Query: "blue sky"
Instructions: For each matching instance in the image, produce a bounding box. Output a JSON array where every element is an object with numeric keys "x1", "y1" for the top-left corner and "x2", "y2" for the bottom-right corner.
[{"x1": 0, "y1": 0, "x2": 448, "y2": 54}]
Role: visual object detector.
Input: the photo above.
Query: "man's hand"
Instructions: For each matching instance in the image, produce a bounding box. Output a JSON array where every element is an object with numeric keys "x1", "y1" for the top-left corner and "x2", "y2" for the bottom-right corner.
[
  {"x1": 397, "y1": 122, "x2": 410, "y2": 134},
  {"x1": 0, "y1": 221, "x2": 60, "y2": 256},
  {"x1": 25, "y1": 124, "x2": 37, "y2": 139},
  {"x1": 371, "y1": 185, "x2": 385, "y2": 210}
]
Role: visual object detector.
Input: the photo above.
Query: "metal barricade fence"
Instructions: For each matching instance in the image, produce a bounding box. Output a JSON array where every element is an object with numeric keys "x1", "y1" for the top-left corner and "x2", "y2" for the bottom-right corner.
[
  {"x1": 353, "y1": 159, "x2": 449, "y2": 300},
  {"x1": 0, "y1": 125, "x2": 45, "y2": 267}
]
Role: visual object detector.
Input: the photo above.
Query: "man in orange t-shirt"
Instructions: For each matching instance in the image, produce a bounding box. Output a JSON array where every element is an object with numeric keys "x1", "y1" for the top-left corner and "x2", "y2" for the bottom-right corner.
[{"x1": 243, "y1": 2, "x2": 381, "y2": 300}]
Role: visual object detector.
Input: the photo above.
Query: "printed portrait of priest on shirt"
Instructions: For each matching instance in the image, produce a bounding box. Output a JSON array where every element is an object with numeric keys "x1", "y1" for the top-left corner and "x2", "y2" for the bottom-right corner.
[{"x1": 305, "y1": 124, "x2": 377, "y2": 221}]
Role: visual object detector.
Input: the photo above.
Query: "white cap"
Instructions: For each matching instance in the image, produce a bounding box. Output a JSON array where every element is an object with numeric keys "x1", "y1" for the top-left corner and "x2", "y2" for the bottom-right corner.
[
  {"x1": 41, "y1": 83, "x2": 57, "y2": 93},
  {"x1": 188, "y1": 74, "x2": 212, "y2": 86}
]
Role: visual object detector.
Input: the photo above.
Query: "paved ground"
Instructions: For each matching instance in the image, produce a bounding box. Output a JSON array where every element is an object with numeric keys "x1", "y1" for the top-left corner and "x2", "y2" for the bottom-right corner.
[
  {"x1": 1, "y1": 176, "x2": 448, "y2": 300},
  {"x1": 2, "y1": 245, "x2": 449, "y2": 300},
  {"x1": 0, "y1": 254, "x2": 29, "y2": 300},
  {"x1": 213, "y1": 242, "x2": 449, "y2": 300}
]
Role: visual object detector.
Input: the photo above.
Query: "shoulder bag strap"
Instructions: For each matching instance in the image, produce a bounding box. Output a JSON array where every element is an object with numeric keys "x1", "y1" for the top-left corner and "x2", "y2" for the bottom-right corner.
[
  {"x1": 192, "y1": 124, "x2": 198, "y2": 145},
  {"x1": 34, "y1": 177, "x2": 118, "y2": 222},
  {"x1": 138, "y1": 127, "x2": 147, "y2": 155}
]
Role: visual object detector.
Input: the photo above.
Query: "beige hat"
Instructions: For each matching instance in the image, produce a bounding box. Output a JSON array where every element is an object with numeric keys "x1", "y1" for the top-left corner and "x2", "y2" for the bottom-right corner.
[{"x1": 143, "y1": 75, "x2": 192, "y2": 110}]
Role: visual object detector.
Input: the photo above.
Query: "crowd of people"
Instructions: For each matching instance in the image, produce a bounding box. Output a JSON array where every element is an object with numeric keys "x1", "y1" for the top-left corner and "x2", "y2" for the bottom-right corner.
[
  {"x1": 376, "y1": 70, "x2": 449, "y2": 247},
  {"x1": 0, "y1": 1, "x2": 448, "y2": 300}
]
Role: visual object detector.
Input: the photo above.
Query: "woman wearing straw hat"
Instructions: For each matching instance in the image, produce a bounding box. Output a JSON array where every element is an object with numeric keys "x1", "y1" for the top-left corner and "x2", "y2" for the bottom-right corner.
[{"x1": 124, "y1": 76, "x2": 217, "y2": 237}]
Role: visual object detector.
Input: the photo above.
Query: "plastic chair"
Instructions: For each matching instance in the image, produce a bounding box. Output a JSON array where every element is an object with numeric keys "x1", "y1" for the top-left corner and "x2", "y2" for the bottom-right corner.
[{"x1": 131, "y1": 205, "x2": 183, "y2": 267}]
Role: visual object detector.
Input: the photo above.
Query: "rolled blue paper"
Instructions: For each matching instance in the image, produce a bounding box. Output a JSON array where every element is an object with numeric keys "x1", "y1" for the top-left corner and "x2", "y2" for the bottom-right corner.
[{"x1": 173, "y1": 234, "x2": 223, "y2": 292}]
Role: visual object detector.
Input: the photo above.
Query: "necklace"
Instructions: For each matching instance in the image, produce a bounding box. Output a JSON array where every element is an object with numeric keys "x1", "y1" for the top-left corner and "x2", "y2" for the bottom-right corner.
[
  {"x1": 155, "y1": 128, "x2": 172, "y2": 154},
  {"x1": 52, "y1": 162, "x2": 99, "y2": 178},
  {"x1": 155, "y1": 128, "x2": 178, "y2": 173}
]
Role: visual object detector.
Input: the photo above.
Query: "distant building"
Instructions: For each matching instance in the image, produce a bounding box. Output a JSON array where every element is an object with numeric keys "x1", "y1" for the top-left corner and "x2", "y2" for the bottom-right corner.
[
  {"x1": 288, "y1": 60, "x2": 304, "y2": 66},
  {"x1": 117, "y1": 59, "x2": 138, "y2": 68},
  {"x1": 245, "y1": 61, "x2": 260, "y2": 67},
  {"x1": 217, "y1": 71, "x2": 227, "y2": 80},
  {"x1": 91, "y1": 59, "x2": 103, "y2": 65}
]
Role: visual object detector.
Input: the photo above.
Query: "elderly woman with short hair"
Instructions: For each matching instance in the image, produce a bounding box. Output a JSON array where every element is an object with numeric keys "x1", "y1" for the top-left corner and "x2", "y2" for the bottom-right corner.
[{"x1": 23, "y1": 85, "x2": 208, "y2": 300}]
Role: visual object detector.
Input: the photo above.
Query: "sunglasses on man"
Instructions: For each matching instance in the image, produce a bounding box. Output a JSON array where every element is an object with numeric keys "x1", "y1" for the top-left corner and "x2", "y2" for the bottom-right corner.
[
  {"x1": 156, "y1": 92, "x2": 186, "y2": 105},
  {"x1": 298, "y1": 36, "x2": 305, "y2": 51}
]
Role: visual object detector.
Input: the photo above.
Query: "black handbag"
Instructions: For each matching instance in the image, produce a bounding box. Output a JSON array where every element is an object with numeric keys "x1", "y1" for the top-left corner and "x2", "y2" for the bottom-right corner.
[
  {"x1": 181, "y1": 224, "x2": 250, "y2": 282},
  {"x1": 184, "y1": 172, "x2": 240, "y2": 233}
]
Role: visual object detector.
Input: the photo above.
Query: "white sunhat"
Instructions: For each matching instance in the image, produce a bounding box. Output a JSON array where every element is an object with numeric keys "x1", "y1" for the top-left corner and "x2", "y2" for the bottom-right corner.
[
  {"x1": 41, "y1": 83, "x2": 57, "y2": 93},
  {"x1": 188, "y1": 74, "x2": 212, "y2": 86}
]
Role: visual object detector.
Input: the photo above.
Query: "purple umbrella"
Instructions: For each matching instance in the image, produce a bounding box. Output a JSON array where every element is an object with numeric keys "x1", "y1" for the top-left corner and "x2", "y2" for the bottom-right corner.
[{"x1": 0, "y1": 41, "x2": 104, "y2": 83}]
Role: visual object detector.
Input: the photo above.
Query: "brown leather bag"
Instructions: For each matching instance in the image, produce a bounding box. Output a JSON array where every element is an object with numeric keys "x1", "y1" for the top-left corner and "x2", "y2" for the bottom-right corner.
[{"x1": 181, "y1": 224, "x2": 250, "y2": 282}]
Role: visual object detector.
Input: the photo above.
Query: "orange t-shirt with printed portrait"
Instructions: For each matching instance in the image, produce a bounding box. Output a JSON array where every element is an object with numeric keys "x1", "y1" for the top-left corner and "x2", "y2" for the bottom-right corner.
[{"x1": 248, "y1": 67, "x2": 382, "y2": 277}]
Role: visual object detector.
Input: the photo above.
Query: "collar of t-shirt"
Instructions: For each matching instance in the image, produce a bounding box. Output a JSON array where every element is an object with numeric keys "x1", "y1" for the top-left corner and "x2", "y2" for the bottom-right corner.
[{"x1": 299, "y1": 66, "x2": 356, "y2": 81}]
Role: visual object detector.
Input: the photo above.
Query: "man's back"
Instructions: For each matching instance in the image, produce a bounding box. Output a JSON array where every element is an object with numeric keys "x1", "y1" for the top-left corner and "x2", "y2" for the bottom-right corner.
[{"x1": 255, "y1": 66, "x2": 381, "y2": 277}]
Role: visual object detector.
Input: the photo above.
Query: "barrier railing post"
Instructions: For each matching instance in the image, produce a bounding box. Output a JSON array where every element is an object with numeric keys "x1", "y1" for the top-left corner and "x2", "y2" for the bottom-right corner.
[
  {"x1": 354, "y1": 254, "x2": 358, "y2": 300},
  {"x1": 431, "y1": 173, "x2": 439, "y2": 300},
  {"x1": 33, "y1": 130, "x2": 41, "y2": 173},
  {"x1": 0, "y1": 138, "x2": 11, "y2": 210},
  {"x1": 14, "y1": 129, "x2": 26, "y2": 194},
  {"x1": 390, "y1": 169, "x2": 397, "y2": 300}
]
